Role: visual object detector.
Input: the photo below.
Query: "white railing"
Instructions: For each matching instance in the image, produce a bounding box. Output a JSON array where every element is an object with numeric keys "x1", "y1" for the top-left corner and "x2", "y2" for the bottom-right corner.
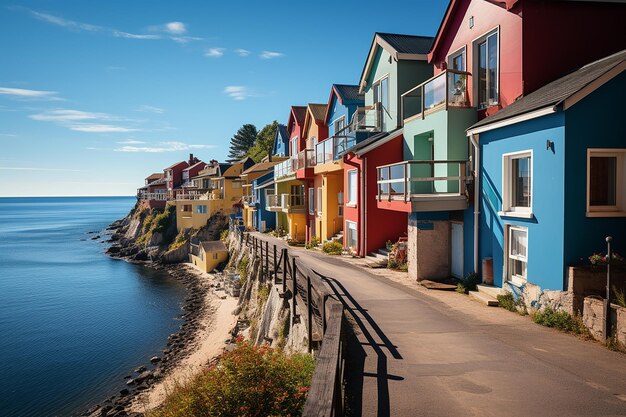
[
  {"x1": 352, "y1": 103, "x2": 382, "y2": 132},
  {"x1": 243, "y1": 195, "x2": 256, "y2": 205},
  {"x1": 376, "y1": 160, "x2": 468, "y2": 202},
  {"x1": 266, "y1": 194, "x2": 280, "y2": 210},
  {"x1": 281, "y1": 193, "x2": 306, "y2": 211},
  {"x1": 296, "y1": 149, "x2": 316, "y2": 170},
  {"x1": 274, "y1": 158, "x2": 295, "y2": 179},
  {"x1": 139, "y1": 192, "x2": 168, "y2": 201},
  {"x1": 401, "y1": 70, "x2": 472, "y2": 122},
  {"x1": 176, "y1": 193, "x2": 204, "y2": 200}
]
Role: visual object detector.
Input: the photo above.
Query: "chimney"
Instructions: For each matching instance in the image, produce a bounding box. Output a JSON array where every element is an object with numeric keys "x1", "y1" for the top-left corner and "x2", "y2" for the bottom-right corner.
[{"x1": 189, "y1": 153, "x2": 194, "y2": 164}]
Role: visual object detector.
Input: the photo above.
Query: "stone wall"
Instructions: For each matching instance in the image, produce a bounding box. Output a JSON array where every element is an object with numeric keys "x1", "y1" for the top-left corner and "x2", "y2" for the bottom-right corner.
[
  {"x1": 568, "y1": 266, "x2": 626, "y2": 314},
  {"x1": 407, "y1": 220, "x2": 450, "y2": 281},
  {"x1": 582, "y1": 296, "x2": 626, "y2": 345}
]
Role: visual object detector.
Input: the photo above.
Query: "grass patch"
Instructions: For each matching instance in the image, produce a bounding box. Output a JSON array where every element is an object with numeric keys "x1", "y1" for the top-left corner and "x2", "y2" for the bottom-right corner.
[
  {"x1": 322, "y1": 241, "x2": 343, "y2": 255},
  {"x1": 220, "y1": 229, "x2": 229, "y2": 241},
  {"x1": 168, "y1": 230, "x2": 188, "y2": 251},
  {"x1": 237, "y1": 255, "x2": 249, "y2": 286},
  {"x1": 456, "y1": 272, "x2": 481, "y2": 294},
  {"x1": 257, "y1": 284, "x2": 270, "y2": 306},
  {"x1": 531, "y1": 307, "x2": 591, "y2": 337},
  {"x1": 497, "y1": 292, "x2": 527, "y2": 315},
  {"x1": 613, "y1": 285, "x2": 626, "y2": 308},
  {"x1": 148, "y1": 340, "x2": 315, "y2": 417}
]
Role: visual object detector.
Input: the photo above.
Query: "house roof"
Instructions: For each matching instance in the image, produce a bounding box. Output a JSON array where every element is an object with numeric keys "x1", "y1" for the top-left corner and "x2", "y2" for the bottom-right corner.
[
  {"x1": 145, "y1": 173, "x2": 164, "y2": 181},
  {"x1": 241, "y1": 161, "x2": 279, "y2": 175},
  {"x1": 183, "y1": 161, "x2": 205, "y2": 172},
  {"x1": 148, "y1": 178, "x2": 166, "y2": 186},
  {"x1": 360, "y1": 32, "x2": 434, "y2": 92},
  {"x1": 272, "y1": 124, "x2": 289, "y2": 155},
  {"x1": 349, "y1": 128, "x2": 403, "y2": 157},
  {"x1": 291, "y1": 106, "x2": 307, "y2": 125},
  {"x1": 165, "y1": 160, "x2": 189, "y2": 170},
  {"x1": 308, "y1": 104, "x2": 327, "y2": 123},
  {"x1": 333, "y1": 84, "x2": 363, "y2": 103},
  {"x1": 468, "y1": 49, "x2": 626, "y2": 132},
  {"x1": 200, "y1": 240, "x2": 227, "y2": 253}
]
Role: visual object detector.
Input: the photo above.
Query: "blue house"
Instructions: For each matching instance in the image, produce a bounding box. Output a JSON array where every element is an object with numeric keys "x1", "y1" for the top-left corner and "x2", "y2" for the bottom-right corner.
[
  {"x1": 251, "y1": 170, "x2": 276, "y2": 232},
  {"x1": 271, "y1": 123, "x2": 290, "y2": 157},
  {"x1": 467, "y1": 50, "x2": 626, "y2": 304}
]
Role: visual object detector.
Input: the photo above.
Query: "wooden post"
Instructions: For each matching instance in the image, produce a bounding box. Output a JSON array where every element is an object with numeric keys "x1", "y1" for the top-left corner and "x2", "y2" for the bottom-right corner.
[
  {"x1": 292, "y1": 257, "x2": 297, "y2": 322},
  {"x1": 273, "y1": 245, "x2": 277, "y2": 283},
  {"x1": 307, "y1": 275, "x2": 313, "y2": 352},
  {"x1": 265, "y1": 241, "x2": 269, "y2": 277},
  {"x1": 322, "y1": 295, "x2": 327, "y2": 334},
  {"x1": 282, "y1": 248, "x2": 288, "y2": 293},
  {"x1": 260, "y1": 239, "x2": 264, "y2": 280}
]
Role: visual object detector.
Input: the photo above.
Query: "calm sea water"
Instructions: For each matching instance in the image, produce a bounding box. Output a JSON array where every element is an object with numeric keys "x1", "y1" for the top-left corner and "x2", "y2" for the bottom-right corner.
[{"x1": 0, "y1": 197, "x2": 187, "y2": 417}]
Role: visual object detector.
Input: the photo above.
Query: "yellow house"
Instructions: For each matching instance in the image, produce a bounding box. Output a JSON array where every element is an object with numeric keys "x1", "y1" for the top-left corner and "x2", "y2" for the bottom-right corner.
[
  {"x1": 189, "y1": 240, "x2": 228, "y2": 273},
  {"x1": 268, "y1": 158, "x2": 307, "y2": 241},
  {"x1": 175, "y1": 158, "x2": 254, "y2": 231}
]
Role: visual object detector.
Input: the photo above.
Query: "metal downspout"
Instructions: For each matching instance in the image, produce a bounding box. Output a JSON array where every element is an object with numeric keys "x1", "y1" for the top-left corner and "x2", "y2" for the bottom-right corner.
[{"x1": 470, "y1": 134, "x2": 480, "y2": 274}]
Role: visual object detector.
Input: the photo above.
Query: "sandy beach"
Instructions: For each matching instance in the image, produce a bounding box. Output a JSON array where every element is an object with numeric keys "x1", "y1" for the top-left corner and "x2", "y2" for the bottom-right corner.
[{"x1": 129, "y1": 266, "x2": 238, "y2": 414}]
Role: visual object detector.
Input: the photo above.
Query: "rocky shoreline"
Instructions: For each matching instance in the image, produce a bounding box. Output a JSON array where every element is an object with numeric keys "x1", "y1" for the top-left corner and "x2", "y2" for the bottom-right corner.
[{"x1": 82, "y1": 221, "x2": 212, "y2": 417}]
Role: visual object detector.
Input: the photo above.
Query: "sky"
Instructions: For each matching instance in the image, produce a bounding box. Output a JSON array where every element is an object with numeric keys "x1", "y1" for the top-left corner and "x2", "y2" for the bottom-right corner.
[{"x1": 0, "y1": 0, "x2": 448, "y2": 196}]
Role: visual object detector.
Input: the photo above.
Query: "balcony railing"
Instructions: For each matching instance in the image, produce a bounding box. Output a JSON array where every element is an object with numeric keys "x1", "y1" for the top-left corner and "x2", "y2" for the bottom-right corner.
[
  {"x1": 139, "y1": 192, "x2": 168, "y2": 201},
  {"x1": 274, "y1": 158, "x2": 295, "y2": 179},
  {"x1": 266, "y1": 194, "x2": 280, "y2": 210},
  {"x1": 176, "y1": 193, "x2": 204, "y2": 200},
  {"x1": 401, "y1": 70, "x2": 472, "y2": 122},
  {"x1": 352, "y1": 103, "x2": 382, "y2": 132},
  {"x1": 296, "y1": 149, "x2": 316, "y2": 170},
  {"x1": 376, "y1": 160, "x2": 468, "y2": 202},
  {"x1": 242, "y1": 195, "x2": 256, "y2": 205},
  {"x1": 281, "y1": 193, "x2": 306, "y2": 212}
]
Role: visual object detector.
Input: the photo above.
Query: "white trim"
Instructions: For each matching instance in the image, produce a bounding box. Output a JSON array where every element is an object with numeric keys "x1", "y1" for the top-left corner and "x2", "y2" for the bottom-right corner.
[
  {"x1": 346, "y1": 220, "x2": 358, "y2": 250},
  {"x1": 472, "y1": 27, "x2": 500, "y2": 110},
  {"x1": 347, "y1": 169, "x2": 358, "y2": 206},
  {"x1": 308, "y1": 187, "x2": 315, "y2": 215},
  {"x1": 586, "y1": 148, "x2": 626, "y2": 217},
  {"x1": 504, "y1": 225, "x2": 528, "y2": 286},
  {"x1": 317, "y1": 187, "x2": 323, "y2": 216},
  {"x1": 466, "y1": 106, "x2": 557, "y2": 136},
  {"x1": 501, "y1": 150, "x2": 533, "y2": 216}
]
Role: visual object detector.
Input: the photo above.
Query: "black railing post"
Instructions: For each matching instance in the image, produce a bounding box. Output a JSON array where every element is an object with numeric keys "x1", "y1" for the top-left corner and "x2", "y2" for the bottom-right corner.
[
  {"x1": 292, "y1": 257, "x2": 298, "y2": 323},
  {"x1": 605, "y1": 236, "x2": 613, "y2": 341},
  {"x1": 282, "y1": 248, "x2": 288, "y2": 293},
  {"x1": 307, "y1": 275, "x2": 313, "y2": 352},
  {"x1": 273, "y1": 244, "x2": 277, "y2": 283},
  {"x1": 260, "y1": 239, "x2": 264, "y2": 280},
  {"x1": 265, "y1": 241, "x2": 269, "y2": 278}
]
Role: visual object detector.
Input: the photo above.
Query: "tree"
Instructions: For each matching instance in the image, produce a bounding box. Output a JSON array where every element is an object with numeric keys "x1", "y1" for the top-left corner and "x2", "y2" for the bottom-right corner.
[
  {"x1": 247, "y1": 121, "x2": 279, "y2": 162},
  {"x1": 227, "y1": 124, "x2": 258, "y2": 160}
]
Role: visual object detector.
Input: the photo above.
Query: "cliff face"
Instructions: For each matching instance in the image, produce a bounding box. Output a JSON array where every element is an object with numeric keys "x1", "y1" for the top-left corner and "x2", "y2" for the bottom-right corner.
[{"x1": 107, "y1": 202, "x2": 229, "y2": 264}]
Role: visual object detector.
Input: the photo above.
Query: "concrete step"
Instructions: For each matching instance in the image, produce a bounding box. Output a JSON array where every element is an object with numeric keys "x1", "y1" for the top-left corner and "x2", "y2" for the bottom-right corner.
[
  {"x1": 368, "y1": 251, "x2": 388, "y2": 261},
  {"x1": 469, "y1": 290, "x2": 499, "y2": 307},
  {"x1": 377, "y1": 248, "x2": 390, "y2": 256},
  {"x1": 476, "y1": 284, "x2": 505, "y2": 299},
  {"x1": 365, "y1": 256, "x2": 387, "y2": 268}
]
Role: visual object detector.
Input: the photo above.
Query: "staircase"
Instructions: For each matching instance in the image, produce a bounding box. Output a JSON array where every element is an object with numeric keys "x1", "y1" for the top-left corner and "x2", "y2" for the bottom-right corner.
[
  {"x1": 329, "y1": 231, "x2": 343, "y2": 243},
  {"x1": 469, "y1": 284, "x2": 504, "y2": 307},
  {"x1": 365, "y1": 248, "x2": 390, "y2": 268}
]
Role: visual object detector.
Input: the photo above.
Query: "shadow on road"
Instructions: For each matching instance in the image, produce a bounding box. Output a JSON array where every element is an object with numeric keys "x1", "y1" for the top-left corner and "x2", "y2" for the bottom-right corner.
[{"x1": 319, "y1": 274, "x2": 404, "y2": 417}]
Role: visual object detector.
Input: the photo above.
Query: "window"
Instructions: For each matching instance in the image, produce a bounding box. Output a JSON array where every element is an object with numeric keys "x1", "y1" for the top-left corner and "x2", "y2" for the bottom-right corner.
[
  {"x1": 506, "y1": 226, "x2": 528, "y2": 286},
  {"x1": 334, "y1": 116, "x2": 346, "y2": 136},
  {"x1": 290, "y1": 136, "x2": 298, "y2": 157},
  {"x1": 373, "y1": 76, "x2": 389, "y2": 130},
  {"x1": 308, "y1": 188, "x2": 315, "y2": 215},
  {"x1": 317, "y1": 187, "x2": 323, "y2": 215},
  {"x1": 587, "y1": 149, "x2": 626, "y2": 216},
  {"x1": 213, "y1": 253, "x2": 218, "y2": 260},
  {"x1": 475, "y1": 30, "x2": 499, "y2": 109},
  {"x1": 182, "y1": 204, "x2": 192, "y2": 212},
  {"x1": 338, "y1": 191, "x2": 344, "y2": 217},
  {"x1": 232, "y1": 181, "x2": 242, "y2": 189},
  {"x1": 347, "y1": 170, "x2": 357, "y2": 206},
  {"x1": 501, "y1": 151, "x2": 532, "y2": 217},
  {"x1": 346, "y1": 221, "x2": 357, "y2": 250},
  {"x1": 196, "y1": 205, "x2": 207, "y2": 214}
]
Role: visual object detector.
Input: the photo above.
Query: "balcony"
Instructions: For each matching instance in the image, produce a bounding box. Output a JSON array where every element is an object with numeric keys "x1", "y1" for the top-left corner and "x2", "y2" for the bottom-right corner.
[
  {"x1": 401, "y1": 70, "x2": 472, "y2": 123},
  {"x1": 352, "y1": 102, "x2": 384, "y2": 132},
  {"x1": 274, "y1": 158, "x2": 295, "y2": 180},
  {"x1": 139, "y1": 192, "x2": 168, "y2": 201},
  {"x1": 242, "y1": 195, "x2": 256, "y2": 206},
  {"x1": 176, "y1": 193, "x2": 205, "y2": 201},
  {"x1": 296, "y1": 149, "x2": 316, "y2": 170},
  {"x1": 376, "y1": 160, "x2": 470, "y2": 212},
  {"x1": 280, "y1": 193, "x2": 306, "y2": 213},
  {"x1": 266, "y1": 194, "x2": 281, "y2": 212}
]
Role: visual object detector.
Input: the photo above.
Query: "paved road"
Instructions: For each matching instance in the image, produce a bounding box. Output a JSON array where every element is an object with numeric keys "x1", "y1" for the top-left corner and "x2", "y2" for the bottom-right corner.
[{"x1": 250, "y1": 233, "x2": 626, "y2": 417}]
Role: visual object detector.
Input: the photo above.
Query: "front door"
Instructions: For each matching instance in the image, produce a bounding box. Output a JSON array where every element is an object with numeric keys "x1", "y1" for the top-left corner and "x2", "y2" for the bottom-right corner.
[{"x1": 451, "y1": 222, "x2": 464, "y2": 278}]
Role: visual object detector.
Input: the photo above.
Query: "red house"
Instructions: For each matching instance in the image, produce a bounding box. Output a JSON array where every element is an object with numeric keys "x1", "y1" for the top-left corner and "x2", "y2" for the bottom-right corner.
[{"x1": 165, "y1": 153, "x2": 200, "y2": 199}]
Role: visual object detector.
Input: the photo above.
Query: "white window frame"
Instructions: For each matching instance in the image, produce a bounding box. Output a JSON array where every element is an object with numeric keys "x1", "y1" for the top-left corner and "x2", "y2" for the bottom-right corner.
[
  {"x1": 290, "y1": 136, "x2": 298, "y2": 157},
  {"x1": 347, "y1": 169, "x2": 357, "y2": 207},
  {"x1": 308, "y1": 187, "x2": 315, "y2": 215},
  {"x1": 586, "y1": 149, "x2": 626, "y2": 217},
  {"x1": 472, "y1": 27, "x2": 500, "y2": 109},
  {"x1": 346, "y1": 220, "x2": 358, "y2": 250},
  {"x1": 317, "y1": 187, "x2": 323, "y2": 216},
  {"x1": 500, "y1": 150, "x2": 533, "y2": 218},
  {"x1": 504, "y1": 225, "x2": 528, "y2": 287},
  {"x1": 447, "y1": 45, "x2": 467, "y2": 71}
]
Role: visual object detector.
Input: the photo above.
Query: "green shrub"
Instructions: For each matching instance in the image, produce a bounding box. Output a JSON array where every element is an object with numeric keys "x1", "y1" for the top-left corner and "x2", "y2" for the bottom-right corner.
[
  {"x1": 220, "y1": 229, "x2": 229, "y2": 241},
  {"x1": 613, "y1": 285, "x2": 626, "y2": 308},
  {"x1": 531, "y1": 307, "x2": 591, "y2": 337},
  {"x1": 257, "y1": 284, "x2": 270, "y2": 305},
  {"x1": 456, "y1": 272, "x2": 481, "y2": 294},
  {"x1": 149, "y1": 340, "x2": 315, "y2": 417},
  {"x1": 385, "y1": 240, "x2": 394, "y2": 251},
  {"x1": 237, "y1": 255, "x2": 249, "y2": 285},
  {"x1": 168, "y1": 231, "x2": 188, "y2": 251},
  {"x1": 322, "y1": 241, "x2": 343, "y2": 255},
  {"x1": 387, "y1": 258, "x2": 398, "y2": 269},
  {"x1": 305, "y1": 236, "x2": 320, "y2": 250}
]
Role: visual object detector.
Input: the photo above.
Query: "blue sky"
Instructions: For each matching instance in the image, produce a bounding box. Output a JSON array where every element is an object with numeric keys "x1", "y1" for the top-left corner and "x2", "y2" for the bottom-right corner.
[{"x1": 0, "y1": 0, "x2": 448, "y2": 196}]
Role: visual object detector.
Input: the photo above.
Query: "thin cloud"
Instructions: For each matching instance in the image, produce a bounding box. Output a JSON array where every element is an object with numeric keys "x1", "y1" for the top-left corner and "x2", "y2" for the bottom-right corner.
[
  {"x1": 114, "y1": 141, "x2": 215, "y2": 153},
  {"x1": 113, "y1": 31, "x2": 160, "y2": 40},
  {"x1": 136, "y1": 105, "x2": 164, "y2": 114},
  {"x1": 171, "y1": 36, "x2": 203, "y2": 44},
  {"x1": 30, "y1": 109, "x2": 141, "y2": 133},
  {"x1": 224, "y1": 86, "x2": 253, "y2": 101},
  {"x1": 117, "y1": 139, "x2": 145, "y2": 144},
  {"x1": 0, "y1": 166, "x2": 82, "y2": 172},
  {"x1": 165, "y1": 22, "x2": 186, "y2": 34},
  {"x1": 205, "y1": 48, "x2": 225, "y2": 58},
  {"x1": 29, "y1": 10, "x2": 102, "y2": 32},
  {"x1": 235, "y1": 48, "x2": 251, "y2": 57},
  {"x1": 0, "y1": 87, "x2": 62, "y2": 101},
  {"x1": 0, "y1": 133, "x2": 17, "y2": 137},
  {"x1": 260, "y1": 51, "x2": 284, "y2": 59}
]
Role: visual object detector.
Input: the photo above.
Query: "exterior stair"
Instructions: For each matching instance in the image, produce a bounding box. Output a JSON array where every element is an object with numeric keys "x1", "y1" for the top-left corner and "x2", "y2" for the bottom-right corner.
[
  {"x1": 469, "y1": 284, "x2": 504, "y2": 307},
  {"x1": 329, "y1": 231, "x2": 343, "y2": 243},
  {"x1": 365, "y1": 248, "x2": 390, "y2": 268}
]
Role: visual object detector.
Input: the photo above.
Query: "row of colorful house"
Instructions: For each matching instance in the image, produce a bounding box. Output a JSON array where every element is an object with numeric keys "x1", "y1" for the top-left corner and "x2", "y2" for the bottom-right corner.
[{"x1": 137, "y1": 0, "x2": 626, "y2": 307}]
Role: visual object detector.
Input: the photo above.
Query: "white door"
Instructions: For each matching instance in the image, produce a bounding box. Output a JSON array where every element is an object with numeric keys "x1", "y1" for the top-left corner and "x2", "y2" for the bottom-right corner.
[{"x1": 451, "y1": 222, "x2": 463, "y2": 278}]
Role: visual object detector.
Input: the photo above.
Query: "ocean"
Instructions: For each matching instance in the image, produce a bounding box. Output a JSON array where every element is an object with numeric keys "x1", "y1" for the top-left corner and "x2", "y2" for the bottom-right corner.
[{"x1": 0, "y1": 197, "x2": 186, "y2": 417}]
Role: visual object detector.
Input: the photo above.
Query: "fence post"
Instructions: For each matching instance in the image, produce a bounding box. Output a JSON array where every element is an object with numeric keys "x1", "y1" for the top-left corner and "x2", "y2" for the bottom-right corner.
[
  {"x1": 605, "y1": 236, "x2": 613, "y2": 341},
  {"x1": 307, "y1": 275, "x2": 313, "y2": 352},
  {"x1": 273, "y1": 245, "x2": 277, "y2": 283},
  {"x1": 282, "y1": 248, "x2": 288, "y2": 293},
  {"x1": 265, "y1": 241, "x2": 269, "y2": 278},
  {"x1": 322, "y1": 295, "x2": 327, "y2": 333},
  {"x1": 292, "y1": 257, "x2": 298, "y2": 323},
  {"x1": 260, "y1": 239, "x2": 264, "y2": 280}
]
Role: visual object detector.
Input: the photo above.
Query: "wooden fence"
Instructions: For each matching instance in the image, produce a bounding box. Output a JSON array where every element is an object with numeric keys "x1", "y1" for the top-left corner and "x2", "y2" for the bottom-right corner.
[{"x1": 230, "y1": 222, "x2": 345, "y2": 416}]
